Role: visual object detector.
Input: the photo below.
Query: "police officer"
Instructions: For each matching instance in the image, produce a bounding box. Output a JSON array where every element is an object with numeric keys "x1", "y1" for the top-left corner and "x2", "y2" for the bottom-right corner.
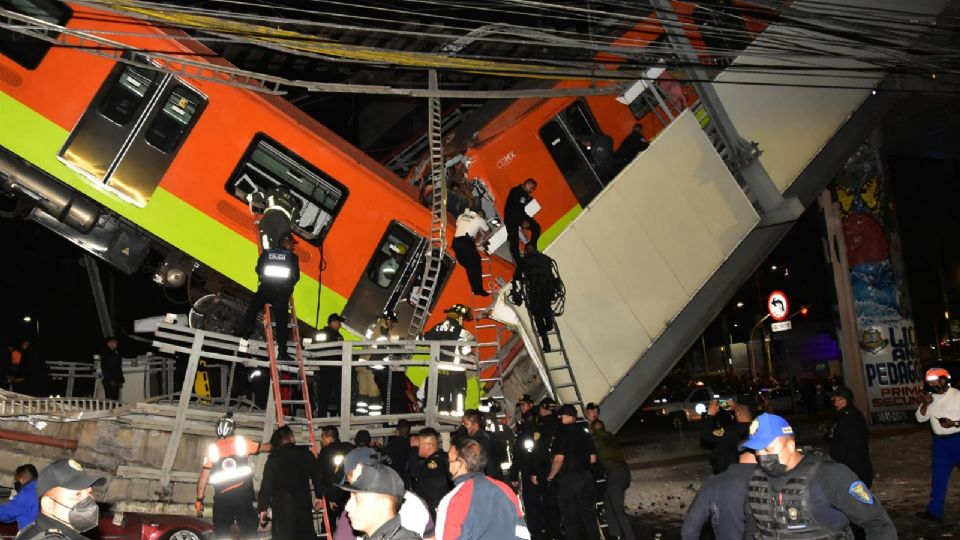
[
  {"x1": 700, "y1": 394, "x2": 757, "y2": 474},
  {"x1": 99, "y1": 336, "x2": 124, "y2": 401},
  {"x1": 503, "y1": 178, "x2": 540, "y2": 271},
  {"x1": 196, "y1": 412, "x2": 270, "y2": 539},
  {"x1": 317, "y1": 426, "x2": 354, "y2": 523},
  {"x1": 546, "y1": 404, "x2": 600, "y2": 540},
  {"x1": 407, "y1": 427, "x2": 451, "y2": 517},
  {"x1": 18, "y1": 459, "x2": 105, "y2": 540},
  {"x1": 682, "y1": 451, "x2": 757, "y2": 540},
  {"x1": 239, "y1": 233, "x2": 300, "y2": 360},
  {"x1": 314, "y1": 312, "x2": 346, "y2": 417},
  {"x1": 826, "y1": 386, "x2": 873, "y2": 487},
  {"x1": 742, "y1": 413, "x2": 896, "y2": 539},
  {"x1": 460, "y1": 409, "x2": 507, "y2": 480},
  {"x1": 258, "y1": 426, "x2": 324, "y2": 540},
  {"x1": 530, "y1": 397, "x2": 563, "y2": 540},
  {"x1": 248, "y1": 185, "x2": 301, "y2": 250},
  {"x1": 383, "y1": 419, "x2": 413, "y2": 486}
]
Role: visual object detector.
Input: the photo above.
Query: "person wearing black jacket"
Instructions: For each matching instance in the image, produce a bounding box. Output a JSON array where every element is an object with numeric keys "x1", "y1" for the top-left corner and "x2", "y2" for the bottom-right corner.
[
  {"x1": 681, "y1": 451, "x2": 757, "y2": 540},
  {"x1": 459, "y1": 409, "x2": 507, "y2": 481},
  {"x1": 313, "y1": 312, "x2": 345, "y2": 417},
  {"x1": 700, "y1": 394, "x2": 756, "y2": 474},
  {"x1": 827, "y1": 386, "x2": 874, "y2": 487},
  {"x1": 503, "y1": 178, "x2": 540, "y2": 269},
  {"x1": 258, "y1": 426, "x2": 324, "y2": 540},
  {"x1": 100, "y1": 337, "x2": 124, "y2": 401},
  {"x1": 317, "y1": 426, "x2": 354, "y2": 525},
  {"x1": 239, "y1": 233, "x2": 300, "y2": 360}
]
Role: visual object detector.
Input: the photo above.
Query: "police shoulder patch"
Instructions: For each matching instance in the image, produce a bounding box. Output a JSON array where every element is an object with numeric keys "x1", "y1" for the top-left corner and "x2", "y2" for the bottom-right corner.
[
  {"x1": 712, "y1": 428, "x2": 725, "y2": 437},
  {"x1": 427, "y1": 460, "x2": 438, "y2": 470},
  {"x1": 848, "y1": 481, "x2": 874, "y2": 504}
]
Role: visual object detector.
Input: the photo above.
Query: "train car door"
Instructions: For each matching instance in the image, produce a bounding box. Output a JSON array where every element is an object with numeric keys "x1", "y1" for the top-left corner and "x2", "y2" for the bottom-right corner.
[
  {"x1": 342, "y1": 222, "x2": 425, "y2": 331},
  {"x1": 538, "y1": 99, "x2": 605, "y2": 207},
  {"x1": 60, "y1": 58, "x2": 206, "y2": 206}
]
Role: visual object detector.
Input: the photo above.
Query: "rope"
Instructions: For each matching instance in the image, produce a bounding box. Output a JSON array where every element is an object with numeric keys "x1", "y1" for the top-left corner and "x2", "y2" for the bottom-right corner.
[{"x1": 519, "y1": 252, "x2": 566, "y2": 317}]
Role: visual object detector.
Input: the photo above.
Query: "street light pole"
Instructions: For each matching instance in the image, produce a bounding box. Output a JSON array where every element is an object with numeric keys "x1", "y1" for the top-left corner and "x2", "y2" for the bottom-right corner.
[{"x1": 749, "y1": 314, "x2": 771, "y2": 379}]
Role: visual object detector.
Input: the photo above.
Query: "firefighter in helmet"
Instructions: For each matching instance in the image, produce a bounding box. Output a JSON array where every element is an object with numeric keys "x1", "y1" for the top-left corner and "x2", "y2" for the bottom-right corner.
[
  {"x1": 196, "y1": 412, "x2": 271, "y2": 539},
  {"x1": 422, "y1": 304, "x2": 473, "y2": 415}
]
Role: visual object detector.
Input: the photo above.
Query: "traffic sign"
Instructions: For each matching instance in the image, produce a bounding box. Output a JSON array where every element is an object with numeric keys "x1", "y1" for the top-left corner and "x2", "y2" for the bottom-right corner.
[
  {"x1": 767, "y1": 291, "x2": 789, "y2": 322},
  {"x1": 771, "y1": 320, "x2": 793, "y2": 332}
]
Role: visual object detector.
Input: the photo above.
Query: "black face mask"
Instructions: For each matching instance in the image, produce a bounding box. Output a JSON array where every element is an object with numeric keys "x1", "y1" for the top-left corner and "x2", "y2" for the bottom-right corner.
[
  {"x1": 13, "y1": 481, "x2": 21, "y2": 492},
  {"x1": 758, "y1": 453, "x2": 788, "y2": 477},
  {"x1": 54, "y1": 496, "x2": 100, "y2": 532}
]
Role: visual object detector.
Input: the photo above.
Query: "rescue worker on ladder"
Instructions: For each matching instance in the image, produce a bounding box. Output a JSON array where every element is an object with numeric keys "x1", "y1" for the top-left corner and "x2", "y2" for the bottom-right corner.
[
  {"x1": 518, "y1": 244, "x2": 563, "y2": 353},
  {"x1": 239, "y1": 233, "x2": 300, "y2": 361},
  {"x1": 422, "y1": 304, "x2": 473, "y2": 416},
  {"x1": 196, "y1": 412, "x2": 271, "y2": 539},
  {"x1": 453, "y1": 207, "x2": 492, "y2": 297},
  {"x1": 247, "y1": 185, "x2": 301, "y2": 250},
  {"x1": 356, "y1": 310, "x2": 396, "y2": 415},
  {"x1": 741, "y1": 413, "x2": 895, "y2": 539},
  {"x1": 503, "y1": 178, "x2": 540, "y2": 276}
]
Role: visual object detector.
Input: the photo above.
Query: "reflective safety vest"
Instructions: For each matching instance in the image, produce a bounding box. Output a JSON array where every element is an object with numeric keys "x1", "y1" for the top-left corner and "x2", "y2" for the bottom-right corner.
[
  {"x1": 747, "y1": 455, "x2": 850, "y2": 540},
  {"x1": 258, "y1": 248, "x2": 297, "y2": 285},
  {"x1": 205, "y1": 436, "x2": 255, "y2": 491}
]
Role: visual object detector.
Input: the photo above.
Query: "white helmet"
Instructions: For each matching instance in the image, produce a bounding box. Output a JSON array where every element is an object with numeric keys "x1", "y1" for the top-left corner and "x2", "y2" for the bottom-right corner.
[{"x1": 216, "y1": 412, "x2": 236, "y2": 439}]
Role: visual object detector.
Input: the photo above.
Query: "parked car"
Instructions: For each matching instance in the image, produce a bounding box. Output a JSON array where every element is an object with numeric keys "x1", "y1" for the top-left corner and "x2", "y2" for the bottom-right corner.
[
  {"x1": 641, "y1": 386, "x2": 735, "y2": 429},
  {"x1": 0, "y1": 502, "x2": 213, "y2": 540}
]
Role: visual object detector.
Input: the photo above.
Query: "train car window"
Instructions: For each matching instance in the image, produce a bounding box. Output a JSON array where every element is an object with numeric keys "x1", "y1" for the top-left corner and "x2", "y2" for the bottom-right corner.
[
  {"x1": 144, "y1": 86, "x2": 203, "y2": 153},
  {"x1": 226, "y1": 134, "x2": 349, "y2": 245},
  {"x1": 539, "y1": 121, "x2": 581, "y2": 178},
  {"x1": 0, "y1": 0, "x2": 71, "y2": 69},
  {"x1": 559, "y1": 99, "x2": 599, "y2": 141},
  {"x1": 364, "y1": 230, "x2": 415, "y2": 290},
  {"x1": 98, "y1": 65, "x2": 160, "y2": 126}
]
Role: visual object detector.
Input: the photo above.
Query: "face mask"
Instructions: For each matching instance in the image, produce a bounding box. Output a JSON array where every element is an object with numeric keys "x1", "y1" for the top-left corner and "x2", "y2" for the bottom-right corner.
[
  {"x1": 13, "y1": 481, "x2": 21, "y2": 492},
  {"x1": 54, "y1": 496, "x2": 100, "y2": 532},
  {"x1": 758, "y1": 453, "x2": 788, "y2": 477}
]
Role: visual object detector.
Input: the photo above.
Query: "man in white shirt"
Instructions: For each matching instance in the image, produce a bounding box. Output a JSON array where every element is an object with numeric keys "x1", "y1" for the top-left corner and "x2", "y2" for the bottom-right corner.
[
  {"x1": 452, "y1": 208, "x2": 491, "y2": 297},
  {"x1": 915, "y1": 367, "x2": 960, "y2": 524}
]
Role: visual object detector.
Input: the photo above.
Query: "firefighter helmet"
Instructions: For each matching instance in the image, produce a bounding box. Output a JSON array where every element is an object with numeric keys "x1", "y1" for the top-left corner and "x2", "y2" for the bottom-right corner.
[
  {"x1": 444, "y1": 304, "x2": 474, "y2": 321},
  {"x1": 925, "y1": 367, "x2": 951, "y2": 382},
  {"x1": 216, "y1": 412, "x2": 236, "y2": 439}
]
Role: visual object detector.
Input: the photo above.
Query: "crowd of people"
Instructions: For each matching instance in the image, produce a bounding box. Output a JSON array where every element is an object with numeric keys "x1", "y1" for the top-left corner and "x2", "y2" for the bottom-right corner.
[
  {"x1": 681, "y1": 367, "x2": 960, "y2": 539},
  {"x1": 183, "y1": 396, "x2": 641, "y2": 540}
]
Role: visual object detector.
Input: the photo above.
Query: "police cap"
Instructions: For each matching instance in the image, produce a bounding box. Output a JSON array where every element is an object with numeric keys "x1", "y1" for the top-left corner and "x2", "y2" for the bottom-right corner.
[
  {"x1": 539, "y1": 397, "x2": 556, "y2": 410},
  {"x1": 519, "y1": 394, "x2": 535, "y2": 405},
  {"x1": 327, "y1": 313, "x2": 347, "y2": 324},
  {"x1": 36, "y1": 459, "x2": 105, "y2": 498}
]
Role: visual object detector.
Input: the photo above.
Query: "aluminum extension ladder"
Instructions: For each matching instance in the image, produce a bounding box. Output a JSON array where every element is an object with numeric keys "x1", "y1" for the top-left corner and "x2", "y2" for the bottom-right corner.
[
  {"x1": 406, "y1": 69, "x2": 447, "y2": 338},
  {"x1": 519, "y1": 283, "x2": 586, "y2": 417}
]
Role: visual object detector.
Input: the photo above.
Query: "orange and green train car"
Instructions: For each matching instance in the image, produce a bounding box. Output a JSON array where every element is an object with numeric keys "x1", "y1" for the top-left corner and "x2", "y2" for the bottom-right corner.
[
  {"x1": 458, "y1": 1, "x2": 773, "y2": 249},
  {"x1": 0, "y1": 1, "x2": 516, "y2": 404}
]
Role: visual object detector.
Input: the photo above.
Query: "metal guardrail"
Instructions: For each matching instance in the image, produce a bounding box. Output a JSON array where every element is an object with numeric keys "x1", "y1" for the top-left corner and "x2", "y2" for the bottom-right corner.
[
  {"x1": 147, "y1": 323, "x2": 480, "y2": 486},
  {"x1": 0, "y1": 390, "x2": 123, "y2": 420}
]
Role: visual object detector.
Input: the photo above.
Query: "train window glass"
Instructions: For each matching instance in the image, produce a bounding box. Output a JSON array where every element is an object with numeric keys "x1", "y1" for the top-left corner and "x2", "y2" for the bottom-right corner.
[
  {"x1": 559, "y1": 100, "x2": 599, "y2": 142},
  {"x1": 99, "y1": 65, "x2": 160, "y2": 126},
  {"x1": 144, "y1": 86, "x2": 203, "y2": 153},
  {"x1": 365, "y1": 232, "x2": 414, "y2": 290},
  {"x1": 226, "y1": 134, "x2": 348, "y2": 245},
  {"x1": 538, "y1": 121, "x2": 581, "y2": 178},
  {"x1": 0, "y1": 0, "x2": 71, "y2": 69}
]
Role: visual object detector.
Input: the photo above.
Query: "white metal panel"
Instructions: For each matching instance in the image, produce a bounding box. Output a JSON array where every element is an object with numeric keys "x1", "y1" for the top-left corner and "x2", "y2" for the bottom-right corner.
[
  {"x1": 714, "y1": 0, "x2": 950, "y2": 193},
  {"x1": 546, "y1": 228, "x2": 647, "y2": 387},
  {"x1": 619, "y1": 152, "x2": 724, "y2": 294},
  {"x1": 572, "y1": 192, "x2": 686, "y2": 340},
  {"x1": 545, "y1": 109, "x2": 758, "y2": 404},
  {"x1": 650, "y1": 113, "x2": 758, "y2": 251}
]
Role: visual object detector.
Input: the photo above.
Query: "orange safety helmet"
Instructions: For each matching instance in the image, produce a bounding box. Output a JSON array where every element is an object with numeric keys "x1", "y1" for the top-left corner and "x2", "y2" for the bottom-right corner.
[{"x1": 925, "y1": 367, "x2": 951, "y2": 382}]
